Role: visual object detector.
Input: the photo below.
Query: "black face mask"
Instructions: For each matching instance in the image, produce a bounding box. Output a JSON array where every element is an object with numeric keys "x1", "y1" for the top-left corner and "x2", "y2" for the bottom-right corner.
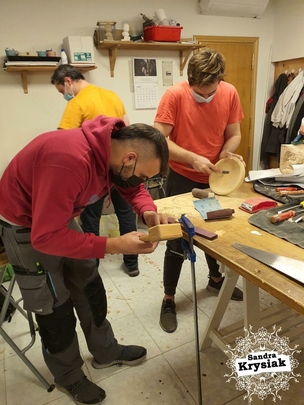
[{"x1": 110, "y1": 161, "x2": 145, "y2": 188}]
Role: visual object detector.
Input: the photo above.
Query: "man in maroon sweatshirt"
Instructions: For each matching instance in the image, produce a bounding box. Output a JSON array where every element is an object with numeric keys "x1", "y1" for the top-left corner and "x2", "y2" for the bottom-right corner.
[{"x1": 0, "y1": 115, "x2": 168, "y2": 404}]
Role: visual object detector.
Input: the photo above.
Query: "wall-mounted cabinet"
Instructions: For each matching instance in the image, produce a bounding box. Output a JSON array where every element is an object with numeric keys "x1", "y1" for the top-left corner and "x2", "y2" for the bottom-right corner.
[
  {"x1": 4, "y1": 65, "x2": 97, "y2": 94},
  {"x1": 95, "y1": 40, "x2": 202, "y2": 77}
]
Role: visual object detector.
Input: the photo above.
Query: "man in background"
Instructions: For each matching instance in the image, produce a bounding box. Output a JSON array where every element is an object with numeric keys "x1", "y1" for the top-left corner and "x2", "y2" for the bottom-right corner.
[
  {"x1": 51, "y1": 64, "x2": 139, "y2": 276},
  {"x1": 154, "y1": 48, "x2": 245, "y2": 334}
]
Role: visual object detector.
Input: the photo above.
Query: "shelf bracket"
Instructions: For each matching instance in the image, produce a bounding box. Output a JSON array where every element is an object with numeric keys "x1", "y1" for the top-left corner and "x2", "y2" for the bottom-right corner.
[
  {"x1": 179, "y1": 49, "x2": 193, "y2": 76},
  {"x1": 21, "y1": 71, "x2": 28, "y2": 94},
  {"x1": 108, "y1": 46, "x2": 118, "y2": 77}
]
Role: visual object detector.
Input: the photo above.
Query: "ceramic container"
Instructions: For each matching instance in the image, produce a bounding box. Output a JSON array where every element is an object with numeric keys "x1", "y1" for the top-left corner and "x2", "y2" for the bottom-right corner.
[
  {"x1": 36, "y1": 51, "x2": 47, "y2": 57},
  {"x1": 46, "y1": 50, "x2": 56, "y2": 57},
  {"x1": 5, "y1": 48, "x2": 18, "y2": 57}
]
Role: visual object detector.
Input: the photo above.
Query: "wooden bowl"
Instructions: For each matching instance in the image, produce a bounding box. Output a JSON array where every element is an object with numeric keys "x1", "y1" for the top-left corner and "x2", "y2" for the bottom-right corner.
[{"x1": 209, "y1": 157, "x2": 245, "y2": 195}]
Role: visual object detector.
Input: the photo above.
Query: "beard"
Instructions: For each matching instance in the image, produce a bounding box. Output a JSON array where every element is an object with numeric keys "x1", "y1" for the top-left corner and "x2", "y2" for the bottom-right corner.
[
  {"x1": 109, "y1": 163, "x2": 135, "y2": 180},
  {"x1": 109, "y1": 164, "x2": 122, "y2": 178}
]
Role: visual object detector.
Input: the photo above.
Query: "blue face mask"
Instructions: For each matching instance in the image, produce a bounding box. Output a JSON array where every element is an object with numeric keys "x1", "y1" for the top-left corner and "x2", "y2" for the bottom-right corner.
[
  {"x1": 63, "y1": 93, "x2": 74, "y2": 101},
  {"x1": 63, "y1": 83, "x2": 74, "y2": 101},
  {"x1": 192, "y1": 91, "x2": 215, "y2": 104}
]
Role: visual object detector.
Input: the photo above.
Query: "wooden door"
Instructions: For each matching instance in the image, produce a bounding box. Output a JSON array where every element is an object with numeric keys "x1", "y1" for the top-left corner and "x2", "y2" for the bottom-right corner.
[{"x1": 194, "y1": 36, "x2": 259, "y2": 172}]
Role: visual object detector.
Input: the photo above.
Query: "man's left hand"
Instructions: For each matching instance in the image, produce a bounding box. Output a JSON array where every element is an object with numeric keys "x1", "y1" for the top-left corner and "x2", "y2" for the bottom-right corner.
[
  {"x1": 142, "y1": 211, "x2": 168, "y2": 228},
  {"x1": 219, "y1": 151, "x2": 246, "y2": 166}
]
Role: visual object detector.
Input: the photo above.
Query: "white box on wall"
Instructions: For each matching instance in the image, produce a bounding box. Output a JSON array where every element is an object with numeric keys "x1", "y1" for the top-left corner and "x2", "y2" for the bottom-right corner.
[{"x1": 63, "y1": 36, "x2": 95, "y2": 64}]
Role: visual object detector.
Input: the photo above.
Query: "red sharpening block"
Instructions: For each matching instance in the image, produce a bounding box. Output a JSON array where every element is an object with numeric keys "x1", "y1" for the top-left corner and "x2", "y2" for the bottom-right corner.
[{"x1": 239, "y1": 197, "x2": 277, "y2": 213}]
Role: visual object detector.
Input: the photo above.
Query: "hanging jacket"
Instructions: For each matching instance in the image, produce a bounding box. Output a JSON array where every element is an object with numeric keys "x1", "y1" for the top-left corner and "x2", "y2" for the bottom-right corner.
[
  {"x1": 271, "y1": 70, "x2": 304, "y2": 129},
  {"x1": 260, "y1": 73, "x2": 288, "y2": 168}
]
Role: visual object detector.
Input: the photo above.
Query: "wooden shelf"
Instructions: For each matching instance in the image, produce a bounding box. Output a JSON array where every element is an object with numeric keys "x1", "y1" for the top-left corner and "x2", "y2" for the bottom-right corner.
[
  {"x1": 95, "y1": 40, "x2": 202, "y2": 77},
  {"x1": 4, "y1": 65, "x2": 97, "y2": 94}
]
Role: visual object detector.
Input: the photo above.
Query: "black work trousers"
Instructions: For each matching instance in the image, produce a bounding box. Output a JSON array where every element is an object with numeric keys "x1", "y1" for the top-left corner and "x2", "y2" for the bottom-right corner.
[
  {"x1": 163, "y1": 169, "x2": 222, "y2": 296},
  {"x1": 0, "y1": 219, "x2": 122, "y2": 387}
]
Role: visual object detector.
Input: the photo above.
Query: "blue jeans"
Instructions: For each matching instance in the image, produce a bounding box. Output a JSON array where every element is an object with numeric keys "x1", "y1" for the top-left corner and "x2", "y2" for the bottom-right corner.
[{"x1": 80, "y1": 187, "x2": 138, "y2": 270}]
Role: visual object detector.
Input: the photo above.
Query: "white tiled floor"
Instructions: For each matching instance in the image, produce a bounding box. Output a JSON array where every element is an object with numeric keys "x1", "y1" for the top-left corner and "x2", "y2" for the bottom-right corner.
[{"x1": 0, "y1": 240, "x2": 303, "y2": 405}]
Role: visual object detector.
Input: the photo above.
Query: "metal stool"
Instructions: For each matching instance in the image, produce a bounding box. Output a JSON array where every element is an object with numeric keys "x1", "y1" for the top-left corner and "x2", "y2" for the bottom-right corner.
[{"x1": 0, "y1": 259, "x2": 54, "y2": 392}]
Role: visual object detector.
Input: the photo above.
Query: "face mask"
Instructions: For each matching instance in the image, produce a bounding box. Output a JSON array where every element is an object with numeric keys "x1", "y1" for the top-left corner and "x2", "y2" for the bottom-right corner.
[
  {"x1": 110, "y1": 161, "x2": 145, "y2": 188},
  {"x1": 63, "y1": 93, "x2": 74, "y2": 101},
  {"x1": 63, "y1": 83, "x2": 74, "y2": 101},
  {"x1": 192, "y1": 91, "x2": 215, "y2": 104}
]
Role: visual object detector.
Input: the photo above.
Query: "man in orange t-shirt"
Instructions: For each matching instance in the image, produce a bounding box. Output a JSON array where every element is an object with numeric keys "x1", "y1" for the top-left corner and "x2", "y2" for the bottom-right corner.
[{"x1": 154, "y1": 49, "x2": 245, "y2": 334}]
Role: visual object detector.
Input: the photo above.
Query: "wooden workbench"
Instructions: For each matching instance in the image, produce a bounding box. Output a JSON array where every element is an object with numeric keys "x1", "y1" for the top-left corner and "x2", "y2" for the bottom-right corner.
[{"x1": 154, "y1": 182, "x2": 304, "y2": 357}]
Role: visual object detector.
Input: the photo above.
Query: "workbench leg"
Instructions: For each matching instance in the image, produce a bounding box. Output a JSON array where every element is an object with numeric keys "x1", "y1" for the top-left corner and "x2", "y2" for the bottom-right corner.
[
  {"x1": 244, "y1": 280, "x2": 265, "y2": 405},
  {"x1": 243, "y1": 279, "x2": 260, "y2": 332},
  {"x1": 200, "y1": 265, "x2": 239, "y2": 351}
]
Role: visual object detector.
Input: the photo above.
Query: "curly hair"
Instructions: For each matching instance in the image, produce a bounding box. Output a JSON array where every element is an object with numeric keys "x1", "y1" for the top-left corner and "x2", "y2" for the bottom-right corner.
[{"x1": 187, "y1": 48, "x2": 226, "y2": 86}]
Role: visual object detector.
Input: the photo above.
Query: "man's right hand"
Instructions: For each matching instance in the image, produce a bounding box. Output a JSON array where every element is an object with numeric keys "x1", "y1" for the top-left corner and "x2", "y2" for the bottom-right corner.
[
  {"x1": 105, "y1": 231, "x2": 158, "y2": 255},
  {"x1": 191, "y1": 155, "x2": 217, "y2": 175}
]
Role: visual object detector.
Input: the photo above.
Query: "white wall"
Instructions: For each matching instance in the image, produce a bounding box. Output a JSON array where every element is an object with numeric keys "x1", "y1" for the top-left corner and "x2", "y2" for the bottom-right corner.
[
  {"x1": 272, "y1": 0, "x2": 304, "y2": 62},
  {"x1": 0, "y1": 0, "x2": 277, "y2": 173}
]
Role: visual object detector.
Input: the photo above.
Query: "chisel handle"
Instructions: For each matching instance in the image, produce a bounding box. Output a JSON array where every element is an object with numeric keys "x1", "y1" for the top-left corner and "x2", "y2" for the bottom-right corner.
[
  {"x1": 270, "y1": 210, "x2": 295, "y2": 223},
  {"x1": 278, "y1": 190, "x2": 304, "y2": 196},
  {"x1": 192, "y1": 188, "x2": 214, "y2": 199},
  {"x1": 275, "y1": 187, "x2": 298, "y2": 192}
]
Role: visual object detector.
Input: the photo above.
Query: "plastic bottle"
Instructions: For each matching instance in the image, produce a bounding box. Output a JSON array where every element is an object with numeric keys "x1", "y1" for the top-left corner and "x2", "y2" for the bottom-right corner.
[{"x1": 60, "y1": 48, "x2": 68, "y2": 65}]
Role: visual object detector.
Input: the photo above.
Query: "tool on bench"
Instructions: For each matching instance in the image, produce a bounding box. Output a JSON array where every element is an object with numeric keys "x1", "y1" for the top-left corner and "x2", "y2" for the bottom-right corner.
[
  {"x1": 205, "y1": 208, "x2": 235, "y2": 220},
  {"x1": 277, "y1": 189, "x2": 304, "y2": 196},
  {"x1": 270, "y1": 210, "x2": 295, "y2": 223},
  {"x1": 232, "y1": 243, "x2": 304, "y2": 284},
  {"x1": 192, "y1": 188, "x2": 215, "y2": 199},
  {"x1": 139, "y1": 223, "x2": 182, "y2": 242},
  {"x1": 277, "y1": 201, "x2": 304, "y2": 214},
  {"x1": 212, "y1": 169, "x2": 230, "y2": 174},
  {"x1": 275, "y1": 187, "x2": 298, "y2": 192},
  {"x1": 239, "y1": 197, "x2": 277, "y2": 213},
  {"x1": 179, "y1": 214, "x2": 203, "y2": 405},
  {"x1": 292, "y1": 215, "x2": 304, "y2": 223}
]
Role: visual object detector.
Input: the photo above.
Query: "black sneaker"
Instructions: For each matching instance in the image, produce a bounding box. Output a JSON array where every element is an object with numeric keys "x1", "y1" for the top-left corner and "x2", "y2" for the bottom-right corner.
[
  {"x1": 159, "y1": 299, "x2": 177, "y2": 333},
  {"x1": 122, "y1": 263, "x2": 140, "y2": 277},
  {"x1": 58, "y1": 376, "x2": 106, "y2": 404},
  {"x1": 92, "y1": 345, "x2": 147, "y2": 369},
  {"x1": 127, "y1": 267, "x2": 140, "y2": 277},
  {"x1": 207, "y1": 277, "x2": 243, "y2": 301}
]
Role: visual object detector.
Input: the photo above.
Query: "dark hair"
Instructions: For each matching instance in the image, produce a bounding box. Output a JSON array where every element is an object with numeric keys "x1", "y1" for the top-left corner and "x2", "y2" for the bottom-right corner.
[
  {"x1": 111, "y1": 124, "x2": 169, "y2": 176},
  {"x1": 187, "y1": 48, "x2": 226, "y2": 86},
  {"x1": 51, "y1": 64, "x2": 85, "y2": 85}
]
